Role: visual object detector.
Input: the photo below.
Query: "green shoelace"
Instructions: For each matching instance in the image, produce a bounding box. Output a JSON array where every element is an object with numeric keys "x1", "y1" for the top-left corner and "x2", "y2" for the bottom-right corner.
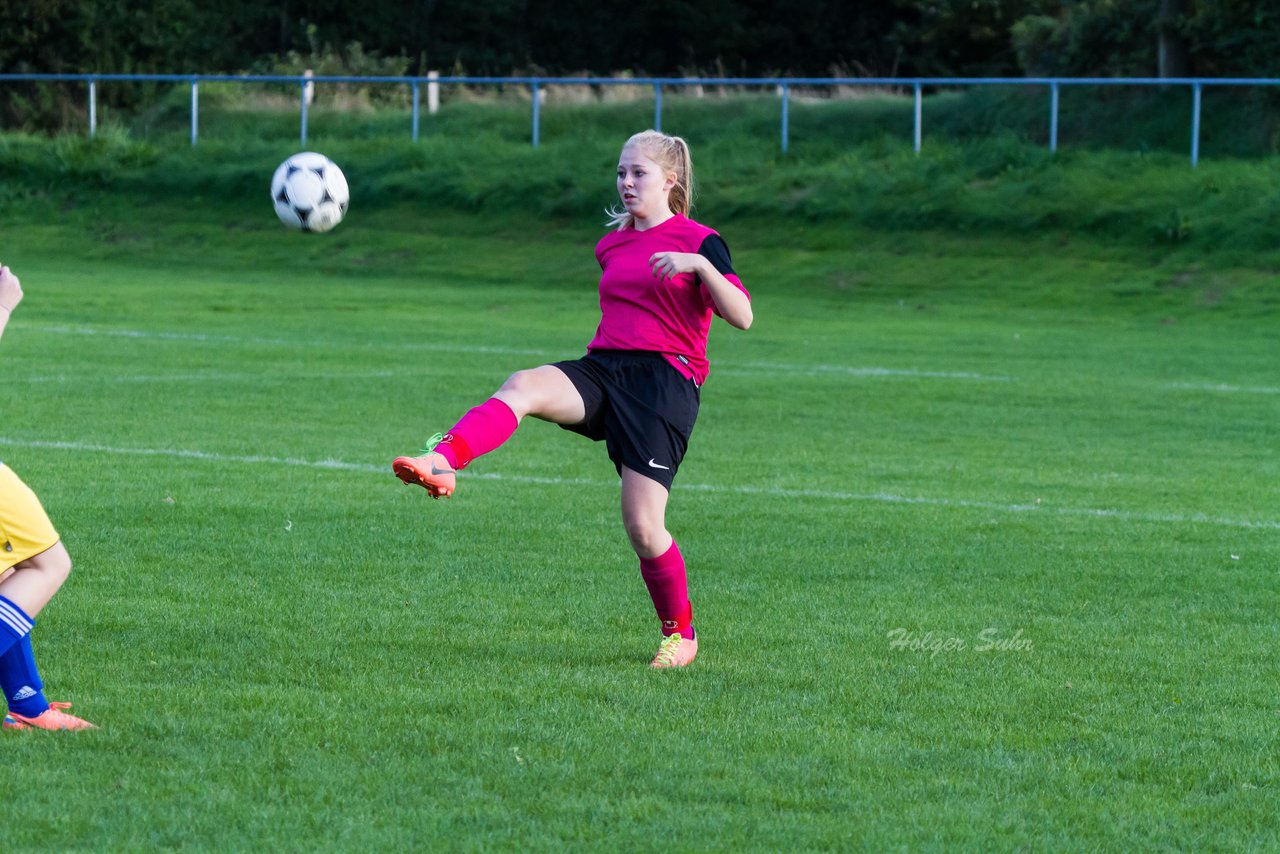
[
  {"x1": 417, "y1": 432, "x2": 445, "y2": 455},
  {"x1": 653, "y1": 634, "x2": 683, "y2": 667}
]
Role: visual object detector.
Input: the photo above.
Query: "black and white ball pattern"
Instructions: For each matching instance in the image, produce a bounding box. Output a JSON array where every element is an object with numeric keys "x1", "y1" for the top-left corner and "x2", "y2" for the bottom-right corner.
[{"x1": 271, "y1": 152, "x2": 350, "y2": 233}]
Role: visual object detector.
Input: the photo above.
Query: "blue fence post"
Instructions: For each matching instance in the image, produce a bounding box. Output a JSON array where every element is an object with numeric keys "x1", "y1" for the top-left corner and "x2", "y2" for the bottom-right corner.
[
  {"x1": 1190, "y1": 81, "x2": 1202, "y2": 167},
  {"x1": 299, "y1": 79, "x2": 309, "y2": 146},
  {"x1": 531, "y1": 79, "x2": 540, "y2": 147},
  {"x1": 780, "y1": 82, "x2": 790, "y2": 153},
  {"x1": 412, "y1": 80, "x2": 420, "y2": 142},
  {"x1": 913, "y1": 81, "x2": 922, "y2": 153},
  {"x1": 1049, "y1": 81, "x2": 1059, "y2": 153},
  {"x1": 4, "y1": 72, "x2": 1271, "y2": 158}
]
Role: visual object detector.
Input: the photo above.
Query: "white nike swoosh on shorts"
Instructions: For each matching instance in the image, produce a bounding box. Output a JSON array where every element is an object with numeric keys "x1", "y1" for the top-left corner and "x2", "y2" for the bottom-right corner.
[{"x1": 648, "y1": 459, "x2": 670, "y2": 470}]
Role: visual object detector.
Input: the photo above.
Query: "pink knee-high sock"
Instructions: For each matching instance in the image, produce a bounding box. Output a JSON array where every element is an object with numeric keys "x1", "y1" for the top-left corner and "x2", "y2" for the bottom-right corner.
[
  {"x1": 436, "y1": 398, "x2": 518, "y2": 469},
  {"x1": 639, "y1": 540, "x2": 694, "y2": 639}
]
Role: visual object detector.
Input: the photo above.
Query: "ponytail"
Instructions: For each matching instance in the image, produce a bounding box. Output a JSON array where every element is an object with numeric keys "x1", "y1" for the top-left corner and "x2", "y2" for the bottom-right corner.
[{"x1": 668, "y1": 135, "x2": 693, "y2": 218}]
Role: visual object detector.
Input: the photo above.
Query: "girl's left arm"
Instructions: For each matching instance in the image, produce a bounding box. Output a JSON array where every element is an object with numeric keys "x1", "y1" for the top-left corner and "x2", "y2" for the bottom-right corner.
[{"x1": 649, "y1": 252, "x2": 753, "y2": 330}]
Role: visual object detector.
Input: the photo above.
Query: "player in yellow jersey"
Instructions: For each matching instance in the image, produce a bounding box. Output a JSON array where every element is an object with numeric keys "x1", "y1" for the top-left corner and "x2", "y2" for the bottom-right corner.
[{"x1": 0, "y1": 264, "x2": 95, "y2": 731}]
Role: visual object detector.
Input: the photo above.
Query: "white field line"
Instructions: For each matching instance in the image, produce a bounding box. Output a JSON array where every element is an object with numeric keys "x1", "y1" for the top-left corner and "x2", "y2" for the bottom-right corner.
[
  {"x1": 30, "y1": 323, "x2": 1280, "y2": 392},
  {"x1": 2, "y1": 436, "x2": 1276, "y2": 532},
  {"x1": 1162, "y1": 381, "x2": 1280, "y2": 396},
  {"x1": 32, "y1": 324, "x2": 556, "y2": 357},
  {"x1": 23, "y1": 323, "x2": 1280, "y2": 393},
  {"x1": 15, "y1": 370, "x2": 424, "y2": 384},
  {"x1": 725, "y1": 362, "x2": 1013, "y2": 381},
  {"x1": 26, "y1": 323, "x2": 1013, "y2": 383},
  {"x1": 13, "y1": 366, "x2": 1010, "y2": 385}
]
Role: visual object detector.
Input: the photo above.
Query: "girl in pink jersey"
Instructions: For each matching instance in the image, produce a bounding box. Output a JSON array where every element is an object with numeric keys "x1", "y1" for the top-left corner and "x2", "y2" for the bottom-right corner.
[{"x1": 394, "y1": 130, "x2": 752, "y2": 668}]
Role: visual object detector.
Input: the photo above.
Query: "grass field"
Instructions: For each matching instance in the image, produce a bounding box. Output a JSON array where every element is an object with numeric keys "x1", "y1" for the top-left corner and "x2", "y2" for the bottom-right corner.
[{"x1": 1, "y1": 125, "x2": 1279, "y2": 850}]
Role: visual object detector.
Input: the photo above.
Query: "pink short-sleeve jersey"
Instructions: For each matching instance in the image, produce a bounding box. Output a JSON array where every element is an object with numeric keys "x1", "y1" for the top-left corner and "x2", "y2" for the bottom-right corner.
[{"x1": 587, "y1": 213, "x2": 749, "y2": 385}]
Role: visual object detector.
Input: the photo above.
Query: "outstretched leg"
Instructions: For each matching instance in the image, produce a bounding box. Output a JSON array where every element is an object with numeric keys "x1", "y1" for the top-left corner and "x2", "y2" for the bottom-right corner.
[{"x1": 393, "y1": 365, "x2": 585, "y2": 498}]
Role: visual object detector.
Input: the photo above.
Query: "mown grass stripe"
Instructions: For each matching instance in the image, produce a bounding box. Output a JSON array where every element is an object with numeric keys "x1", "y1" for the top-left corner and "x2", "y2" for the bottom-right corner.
[
  {"x1": 3, "y1": 436, "x2": 1275, "y2": 531},
  {"x1": 24, "y1": 323, "x2": 1016, "y2": 383}
]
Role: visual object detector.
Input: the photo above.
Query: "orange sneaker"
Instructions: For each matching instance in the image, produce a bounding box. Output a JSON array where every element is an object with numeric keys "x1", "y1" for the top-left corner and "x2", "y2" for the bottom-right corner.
[
  {"x1": 3, "y1": 713, "x2": 27, "y2": 731},
  {"x1": 392, "y1": 433, "x2": 457, "y2": 499},
  {"x1": 650, "y1": 633, "x2": 698, "y2": 668},
  {"x1": 8, "y1": 701, "x2": 97, "y2": 731}
]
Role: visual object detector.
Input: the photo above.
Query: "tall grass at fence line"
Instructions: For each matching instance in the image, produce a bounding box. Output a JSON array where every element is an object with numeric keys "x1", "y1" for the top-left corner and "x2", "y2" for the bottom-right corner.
[
  {"x1": 3, "y1": 96, "x2": 1280, "y2": 264},
  {"x1": 10, "y1": 76, "x2": 1280, "y2": 158}
]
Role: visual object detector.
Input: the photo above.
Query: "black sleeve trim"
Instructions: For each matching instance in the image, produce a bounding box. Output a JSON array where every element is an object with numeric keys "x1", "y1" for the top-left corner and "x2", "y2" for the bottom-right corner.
[{"x1": 697, "y1": 234, "x2": 735, "y2": 277}]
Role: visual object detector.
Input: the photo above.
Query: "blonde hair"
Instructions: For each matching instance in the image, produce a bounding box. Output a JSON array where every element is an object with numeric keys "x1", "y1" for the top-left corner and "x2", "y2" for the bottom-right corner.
[{"x1": 607, "y1": 129, "x2": 694, "y2": 231}]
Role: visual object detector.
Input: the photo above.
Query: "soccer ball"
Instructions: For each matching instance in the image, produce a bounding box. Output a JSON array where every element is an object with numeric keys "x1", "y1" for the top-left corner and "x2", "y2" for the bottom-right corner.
[{"x1": 271, "y1": 152, "x2": 349, "y2": 233}]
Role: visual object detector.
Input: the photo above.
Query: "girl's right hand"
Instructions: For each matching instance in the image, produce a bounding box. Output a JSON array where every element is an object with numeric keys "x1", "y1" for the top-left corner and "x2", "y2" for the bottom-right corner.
[{"x1": 0, "y1": 265, "x2": 23, "y2": 313}]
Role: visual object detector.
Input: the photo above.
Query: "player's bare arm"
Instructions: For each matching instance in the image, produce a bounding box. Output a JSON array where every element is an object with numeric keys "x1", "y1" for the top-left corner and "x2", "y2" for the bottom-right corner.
[
  {"x1": 0, "y1": 264, "x2": 24, "y2": 341},
  {"x1": 649, "y1": 251, "x2": 753, "y2": 330}
]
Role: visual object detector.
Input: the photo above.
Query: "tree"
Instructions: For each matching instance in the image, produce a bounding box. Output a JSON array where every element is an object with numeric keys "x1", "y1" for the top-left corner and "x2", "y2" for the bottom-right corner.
[
  {"x1": 1011, "y1": 1, "x2": 1280, "y2": 79},
  {"x1": 1157, "y1": 0, "x2": 1190, "y2": 77}
]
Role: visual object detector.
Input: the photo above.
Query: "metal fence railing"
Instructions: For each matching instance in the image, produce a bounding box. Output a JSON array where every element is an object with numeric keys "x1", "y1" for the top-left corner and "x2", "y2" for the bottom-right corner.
[{"x1": 2, "y1": 73, "x2": 1277, "y2": 166}]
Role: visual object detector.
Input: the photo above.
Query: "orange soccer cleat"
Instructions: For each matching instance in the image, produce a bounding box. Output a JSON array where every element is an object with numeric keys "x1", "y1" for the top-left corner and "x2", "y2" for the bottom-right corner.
[
  {"x1": 650, "y1": 633, "x2": 698, "y2": 669},
  {"x1": 3, "y1": 713, "x2": 27, "y2": 731},
  {"x1": 392, "y1": 433, "x2": 457, "y2": 499},
  {"x1": 7, "y1": 701, "x2": 97, "y2": 731}
]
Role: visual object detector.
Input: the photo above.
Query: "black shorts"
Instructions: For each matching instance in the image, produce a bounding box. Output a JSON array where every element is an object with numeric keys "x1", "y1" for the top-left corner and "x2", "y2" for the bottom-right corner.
[{"x1": 552, "y1": 350, "x2": 700, "y2": 490}]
